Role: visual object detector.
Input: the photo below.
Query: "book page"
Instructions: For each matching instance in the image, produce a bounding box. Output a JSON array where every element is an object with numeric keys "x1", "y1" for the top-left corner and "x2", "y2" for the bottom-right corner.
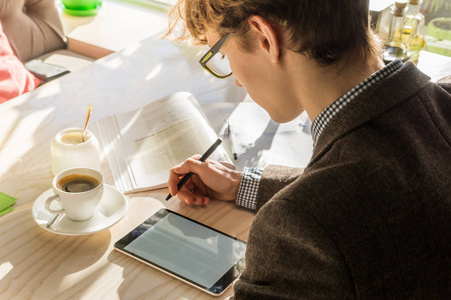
[
  {"x1": 99, "y1": 92, "x2": 230, "y2": 192},
  {"x1": 133, "y1": 119, "x2": 214, "y2": 174},
  {"x1": 97, "y1": 92, "x2": 313, "y2": 193}
]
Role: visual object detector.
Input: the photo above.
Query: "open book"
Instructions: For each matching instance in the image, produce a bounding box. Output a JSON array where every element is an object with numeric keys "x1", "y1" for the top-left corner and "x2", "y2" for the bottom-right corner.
[{"x1": 96, "y1": 92, "x2": 231, "y2": 194}]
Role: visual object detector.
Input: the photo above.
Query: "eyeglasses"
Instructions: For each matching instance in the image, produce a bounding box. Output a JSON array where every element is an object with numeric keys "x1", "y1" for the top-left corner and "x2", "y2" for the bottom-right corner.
[{"x1": 199, "y1": 33, "x2": 232, "y2": 79}]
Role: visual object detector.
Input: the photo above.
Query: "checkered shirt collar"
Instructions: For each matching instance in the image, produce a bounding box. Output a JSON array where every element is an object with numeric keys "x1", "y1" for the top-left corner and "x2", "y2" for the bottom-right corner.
[{"x1": 310, "y1": 59, "x2": 403, "y2": 146}]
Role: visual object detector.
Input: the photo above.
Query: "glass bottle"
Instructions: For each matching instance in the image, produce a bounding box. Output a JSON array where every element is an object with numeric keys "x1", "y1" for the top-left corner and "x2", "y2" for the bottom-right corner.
[
  {"x1": 403, "y1": 0, "x2": 426, "y2": 64},
  {"x1": 383, "y1": 1, "x2": 411, "y2": 64}
]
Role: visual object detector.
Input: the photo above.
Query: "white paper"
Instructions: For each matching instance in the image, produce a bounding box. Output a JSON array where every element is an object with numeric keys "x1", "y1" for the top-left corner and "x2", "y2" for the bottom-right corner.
[
  {"x1": 201, "y1": 100, "x2": 314, "y2": 171},
  {"x1": 96, "y1": 92, "x2": 229, "y2": 193},
  {"x1": 97, "y1": 92, "x2": 314, "y2": 194}
]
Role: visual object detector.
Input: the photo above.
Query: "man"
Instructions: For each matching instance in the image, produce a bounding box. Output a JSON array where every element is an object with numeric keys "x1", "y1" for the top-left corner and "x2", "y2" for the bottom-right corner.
[{"x1": 166, "y1": 0, "x2": 451, "y2": 298}]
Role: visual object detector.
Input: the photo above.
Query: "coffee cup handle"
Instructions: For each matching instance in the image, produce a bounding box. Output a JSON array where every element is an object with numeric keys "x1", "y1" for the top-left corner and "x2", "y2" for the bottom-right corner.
[{"x1": 45, "y1": 195, "x2": 65, "y2": 214}]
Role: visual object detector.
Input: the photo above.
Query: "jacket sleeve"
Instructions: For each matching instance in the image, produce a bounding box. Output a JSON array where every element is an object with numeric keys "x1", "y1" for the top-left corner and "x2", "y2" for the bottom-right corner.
[
  {"x1": 437, "y1": 75, "x2": 451, "y2": 92},
  {"x1": 233, "y1": 198, "x2": 354, "y2": 299},
  {"x1": 256, "y1": 165, "x2": 304, "y2": 211}
]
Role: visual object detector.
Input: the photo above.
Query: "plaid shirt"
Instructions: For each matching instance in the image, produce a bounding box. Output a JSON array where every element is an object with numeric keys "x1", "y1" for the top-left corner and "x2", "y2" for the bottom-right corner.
[{"x1": 236, "y1": 60, "x2": 404, "y2": 210}]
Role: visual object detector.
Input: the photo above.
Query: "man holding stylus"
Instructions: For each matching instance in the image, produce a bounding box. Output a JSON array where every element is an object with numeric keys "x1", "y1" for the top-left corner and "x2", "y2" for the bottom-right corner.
[{"x1": 167, "y1": 0, "x2": 451, "y2": 298}]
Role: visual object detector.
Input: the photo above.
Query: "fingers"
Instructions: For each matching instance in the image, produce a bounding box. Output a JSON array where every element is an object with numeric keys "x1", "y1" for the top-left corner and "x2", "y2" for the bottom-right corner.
[
  {"x1": 176, "y1": 189, "x2": 210, "y2": 206},
  {"x1": 192, "y1": 174, "x2": 207, "y2": 195},
  {"x1": 167, "y1": 162, "x2": 193, "y2": 196},
  {"x1": 167, "y1": 157, "x2": 207, "y2": 196},
  {"x1": 167, "y1": 155, "x2": 241, "y2": 205},
  {"x1": 168, "y1": 165, "x2": 210, "y2": 206}
]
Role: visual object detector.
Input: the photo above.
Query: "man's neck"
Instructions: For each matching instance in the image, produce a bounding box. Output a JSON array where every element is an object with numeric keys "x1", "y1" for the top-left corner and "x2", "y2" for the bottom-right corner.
[{"x1": 291, "y1": 51, "x2": 385, "y2": 121}]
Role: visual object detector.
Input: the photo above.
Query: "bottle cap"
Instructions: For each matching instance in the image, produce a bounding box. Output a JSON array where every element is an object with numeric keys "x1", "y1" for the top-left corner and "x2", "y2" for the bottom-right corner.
[
  {"x1": 393, "y1": 1, "x2": 408, "y2": 16},
  {"x1": 409, "y1": 0, "x2": 421, "y2": 5},
  {"x1": 395, "y1": 1, "x2": 408, "y2": 9}
]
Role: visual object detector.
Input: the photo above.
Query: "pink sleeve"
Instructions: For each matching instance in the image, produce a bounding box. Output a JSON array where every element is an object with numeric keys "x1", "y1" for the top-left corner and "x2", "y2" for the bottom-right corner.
[{"x1": 0, "y1": 23, "x2": 42, "y2": 104}]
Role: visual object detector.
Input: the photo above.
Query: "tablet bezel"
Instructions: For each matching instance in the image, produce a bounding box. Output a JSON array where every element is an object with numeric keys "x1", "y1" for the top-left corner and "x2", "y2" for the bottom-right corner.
[{"x1": 114, "y1": 208, "x2": 246, "y2": 296}]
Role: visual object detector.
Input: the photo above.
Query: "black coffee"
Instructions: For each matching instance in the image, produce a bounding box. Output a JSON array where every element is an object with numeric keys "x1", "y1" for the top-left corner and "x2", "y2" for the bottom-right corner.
[{"x1": 57, "y1": 174, "x2": 100, "y2": 193}]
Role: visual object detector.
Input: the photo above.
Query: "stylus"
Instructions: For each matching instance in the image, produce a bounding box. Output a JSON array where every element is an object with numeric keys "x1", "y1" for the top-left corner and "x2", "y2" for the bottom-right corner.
[
  {"x1": 166, "y1": 138, "x2": 223, "y2": 201},
  {"x1": 227, "y1": 121, "x2": 238, "y2": 160}
]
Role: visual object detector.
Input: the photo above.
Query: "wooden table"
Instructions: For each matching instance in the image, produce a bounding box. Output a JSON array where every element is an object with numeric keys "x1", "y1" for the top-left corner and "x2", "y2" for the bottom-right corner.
[
  {"x1": 0, "y1": 34, "x2": 449, "y2": 299},
  {"x1": 0, "y1": 37, "x2": 250, "y2": 299},
  {"x1": 59, "y1": 0, "x2": 168, "y2": 59}
]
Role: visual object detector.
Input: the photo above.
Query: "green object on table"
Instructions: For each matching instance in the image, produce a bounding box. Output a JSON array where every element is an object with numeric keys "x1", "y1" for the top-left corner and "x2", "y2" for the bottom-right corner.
[
  {"x1": 425, "y1": 18, "x2": 451, "y2": 57},
  {"x1": 60, "y1": 0, "x2": 103, "y2": 16},
  {"x1": 0, "y1": 192, "x2": 17, "y2": 217}
]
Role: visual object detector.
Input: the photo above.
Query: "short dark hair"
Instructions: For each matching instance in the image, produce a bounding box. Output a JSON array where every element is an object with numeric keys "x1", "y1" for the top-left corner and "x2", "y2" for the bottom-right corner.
[{"x1": 167, "y1": 0, "x2": 382, "y2": 65}]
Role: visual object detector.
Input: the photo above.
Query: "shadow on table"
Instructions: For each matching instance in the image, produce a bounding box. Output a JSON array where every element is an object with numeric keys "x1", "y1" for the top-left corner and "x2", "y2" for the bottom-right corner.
[
  {"x1": 0, "y1": 38, "x2": 246, "y2": 208},
  {"x1": 107, "y1": 249, "x2": 209, "y2": 300},
  {"x1": 236, "y1": 120, "x2": 280, "y2": 170},
  {"x1": 0, "y1": 206, "x2": 111, "y2": 298}
]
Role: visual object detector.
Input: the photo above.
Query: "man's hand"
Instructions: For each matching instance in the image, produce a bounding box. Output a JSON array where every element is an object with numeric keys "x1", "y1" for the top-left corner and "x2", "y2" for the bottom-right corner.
[{"x1": 168, "y1": 155, "x2": 242, "y2": 206}]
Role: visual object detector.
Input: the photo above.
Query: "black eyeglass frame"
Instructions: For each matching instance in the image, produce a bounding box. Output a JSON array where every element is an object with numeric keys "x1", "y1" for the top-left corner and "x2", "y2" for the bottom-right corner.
[{"x1": 199, "y1": 33, "x2": 232, "y2": 79}]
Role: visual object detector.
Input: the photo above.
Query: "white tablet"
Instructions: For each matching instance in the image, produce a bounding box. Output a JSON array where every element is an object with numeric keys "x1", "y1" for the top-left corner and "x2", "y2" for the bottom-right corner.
[{"x1": 114, "y1": 208, "x2": 247, "y2": 296}]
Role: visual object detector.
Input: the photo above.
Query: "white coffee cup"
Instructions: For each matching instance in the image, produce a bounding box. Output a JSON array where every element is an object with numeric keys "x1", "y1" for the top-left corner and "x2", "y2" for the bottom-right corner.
[
  {"x1": 45, "y1": 168, "x2": 104, "y2": 221},
  {"x1": 51, "y1": 128, "x2": 101, "y2": 176}
]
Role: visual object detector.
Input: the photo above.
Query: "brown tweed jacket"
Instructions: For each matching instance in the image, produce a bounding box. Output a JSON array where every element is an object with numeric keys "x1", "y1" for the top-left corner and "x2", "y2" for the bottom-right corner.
[{"x1": 233, "y1": 63, "x2": 451, "y2": 299}]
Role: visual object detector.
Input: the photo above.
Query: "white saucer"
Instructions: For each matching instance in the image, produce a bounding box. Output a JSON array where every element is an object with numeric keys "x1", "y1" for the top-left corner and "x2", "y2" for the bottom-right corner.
[{"x1": 32, "y1": 184, "x2": 128, "y2": 235}]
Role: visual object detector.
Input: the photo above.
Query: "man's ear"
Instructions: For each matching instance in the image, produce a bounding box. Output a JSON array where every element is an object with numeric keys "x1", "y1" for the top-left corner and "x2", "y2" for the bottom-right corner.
[{"x1": 248, "y1": 15, "x2": 281, "y2": 63}]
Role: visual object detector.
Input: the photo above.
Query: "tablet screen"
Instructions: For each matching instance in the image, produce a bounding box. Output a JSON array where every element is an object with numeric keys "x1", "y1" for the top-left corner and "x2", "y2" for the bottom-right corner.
[{"x1": 114, "y1": 209, "x2": 246, "y2": 295}]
